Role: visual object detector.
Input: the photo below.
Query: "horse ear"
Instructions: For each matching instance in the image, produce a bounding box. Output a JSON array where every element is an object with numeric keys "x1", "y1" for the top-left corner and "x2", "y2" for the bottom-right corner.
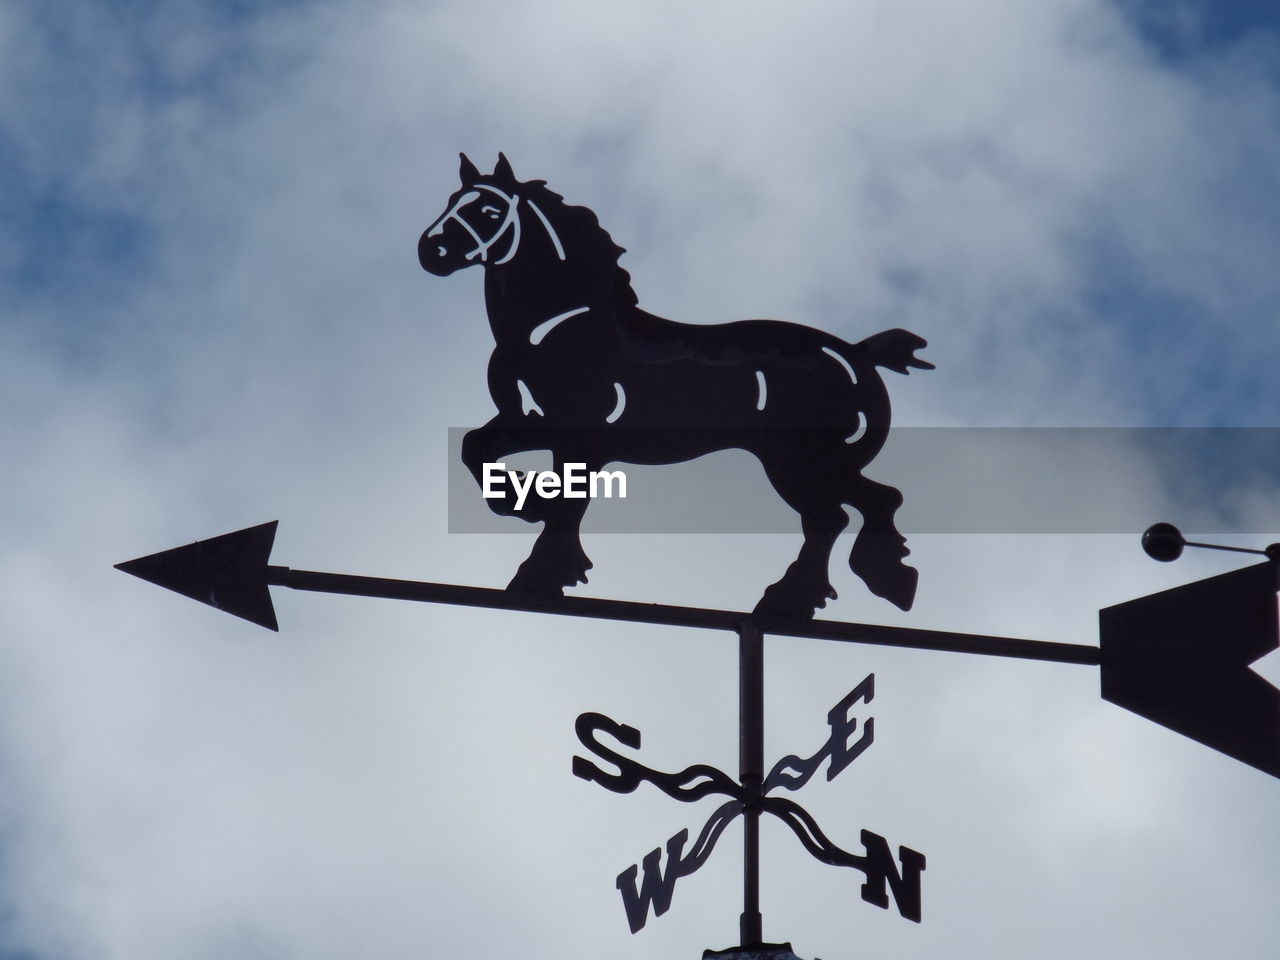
[
  {"x1": 494, "y1": 152, "x2": 517, "y2": 185},
  {"x1": 459, "y1": 153, "x2": 480, "y2": 184}
]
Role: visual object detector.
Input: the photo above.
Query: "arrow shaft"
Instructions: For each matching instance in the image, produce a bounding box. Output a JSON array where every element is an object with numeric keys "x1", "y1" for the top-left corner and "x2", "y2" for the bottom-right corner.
[{"x1": 267, "y1": 565, "x2": 1101, "y2": 665}]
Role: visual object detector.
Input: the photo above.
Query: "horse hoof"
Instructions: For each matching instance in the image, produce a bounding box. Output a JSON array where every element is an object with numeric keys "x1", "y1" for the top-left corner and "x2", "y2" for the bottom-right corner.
[
  {"x1": 506, "y1": 572, "x2": 566, "y2": 596},
  {"x1": 857, "y1": 561, "x2": 918, "y2": 611},
  {"x1": 751, "y1": 581, "x2": 836, "y2": 620},
  {"x1": 850, "y1": 532, "x2": 917, "y2": 610},
  {"x1": 506, "y1": 555, "x2": 593, "y2": 594}
]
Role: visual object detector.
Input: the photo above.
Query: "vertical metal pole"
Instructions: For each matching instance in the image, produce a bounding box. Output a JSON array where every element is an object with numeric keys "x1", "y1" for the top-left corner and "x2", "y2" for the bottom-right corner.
[{"x1": 739, "y1": 621, "x2": 764, "y2": 947}]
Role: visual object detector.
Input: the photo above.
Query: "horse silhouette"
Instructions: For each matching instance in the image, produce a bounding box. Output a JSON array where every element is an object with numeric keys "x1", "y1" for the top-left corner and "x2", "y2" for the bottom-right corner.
[{"x1": 420, "y1": 154, "x2": 931, "y2": 619}]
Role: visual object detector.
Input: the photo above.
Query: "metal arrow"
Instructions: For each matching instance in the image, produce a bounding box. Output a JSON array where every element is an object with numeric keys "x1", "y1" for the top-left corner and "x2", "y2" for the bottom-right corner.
[
  {"x1": 114, "y1": 521, "x2": 1099, "y2": 664},
  {"x1": 115, "y1": 521, "x2": 1280, "y2": 780}
]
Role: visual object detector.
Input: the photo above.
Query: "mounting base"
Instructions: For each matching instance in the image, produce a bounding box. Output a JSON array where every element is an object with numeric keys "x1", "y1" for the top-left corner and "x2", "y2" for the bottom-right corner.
[{"x1": 703, "y1": 943, "x2": 814, "y2": 960}]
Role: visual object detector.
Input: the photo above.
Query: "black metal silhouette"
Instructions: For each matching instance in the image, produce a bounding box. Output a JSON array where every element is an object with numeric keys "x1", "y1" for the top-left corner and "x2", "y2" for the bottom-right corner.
[
  {"x1": 1141, "y1": 521, "x2": 1280, "y2": 563},
  {"x1": 111, "y1": 521, "x2": 1101, "y2": 662},
  {"x1": 1105, "y1": 524, "x2": 1280, "y2": 778},
  {"x1": 115, "y1": 520, "x2": 1280, "y2": 782},
  {"x1": 117, "y1": 520, "x2": 1280, "y2": 955},
  {"x1": 419, "y1": 154, "x2": 931, "y2": 619},
  {"x1": 112, "y1": 151, "x2": 1280, "y2": 958},
  {"x1": 574, "y1": 672, "x2": 926, "y2": 935}
]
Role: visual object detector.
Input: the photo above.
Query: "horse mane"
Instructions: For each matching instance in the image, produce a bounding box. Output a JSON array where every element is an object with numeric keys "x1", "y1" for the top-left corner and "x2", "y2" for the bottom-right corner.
[{"x1": 519, "y1": 179, "x2": 639, "y2": 308}]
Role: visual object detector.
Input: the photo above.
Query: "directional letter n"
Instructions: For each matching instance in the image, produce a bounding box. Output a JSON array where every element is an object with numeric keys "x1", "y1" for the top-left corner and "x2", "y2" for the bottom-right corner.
[{"x1": 858, "y1": 828, "x2": 926, "y2": 923}]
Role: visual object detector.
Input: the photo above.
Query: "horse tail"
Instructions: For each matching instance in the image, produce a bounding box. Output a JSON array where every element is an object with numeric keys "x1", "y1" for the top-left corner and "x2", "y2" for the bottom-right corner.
[
  {"x1": 825, "y1": 329, "x2": 931, "y2": 460},
  {"x1": 837, "y1": 327, "x2": 932, "y2": 424},
  {"x1": 848, "y1": 328, "x2": 933, "y2": 377}
]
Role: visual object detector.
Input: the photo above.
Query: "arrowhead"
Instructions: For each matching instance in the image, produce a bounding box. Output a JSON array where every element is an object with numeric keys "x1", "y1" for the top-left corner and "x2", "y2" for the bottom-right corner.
[
  {"x1": 1100, "y1": 561, "x2": 1280, "y2": 779},
  {"x1": 115, "y1": 522, "x2": 281, "y2": 631}
]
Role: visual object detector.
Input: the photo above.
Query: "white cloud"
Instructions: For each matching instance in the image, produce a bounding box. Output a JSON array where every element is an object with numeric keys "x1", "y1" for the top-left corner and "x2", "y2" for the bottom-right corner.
[{"x1": 1, "y1": 1, "x2": 1277, "y2": 958}]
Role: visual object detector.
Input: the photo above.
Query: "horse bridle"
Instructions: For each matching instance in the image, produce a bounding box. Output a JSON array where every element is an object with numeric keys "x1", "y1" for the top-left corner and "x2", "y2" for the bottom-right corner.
[
  {"x1": 427, "y1": 183, "x2": 523, "y2": 265},
  {"x1": 428, "y1": 183, "x2": 569, "y2": 267}
]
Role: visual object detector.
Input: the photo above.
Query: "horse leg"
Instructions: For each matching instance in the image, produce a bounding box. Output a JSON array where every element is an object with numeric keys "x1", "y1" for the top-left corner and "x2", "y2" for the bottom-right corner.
[
  {"x1": 507, "y1": 457, "x2": 594, "y2": 594},
  {"x1": 753, "y1": 452, "x2": 849, "y2": 619},
  {"x1": 753, "y1": 509, "x2": 848, "y2": 618},
  {"x1": 844, "y1": 473, "x2": 917, "y2": 611},
  {"x1": 462, "y1": 420, "x2": 549, "y2": 522},
  {"x1": 463, "y1": 424, "x2": 594, "y2": 593}
]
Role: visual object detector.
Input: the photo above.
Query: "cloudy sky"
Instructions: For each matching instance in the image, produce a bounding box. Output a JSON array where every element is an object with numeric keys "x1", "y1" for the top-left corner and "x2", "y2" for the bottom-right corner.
[{"x1": 2, "y1": 1, "x2": 1279, "y2": 958}]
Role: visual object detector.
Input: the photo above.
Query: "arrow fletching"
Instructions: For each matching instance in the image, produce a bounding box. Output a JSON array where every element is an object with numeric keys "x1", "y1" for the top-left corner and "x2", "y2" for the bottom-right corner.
[{"x1": 1100, "y1": 560, "x2": 1280, "y2": 779}]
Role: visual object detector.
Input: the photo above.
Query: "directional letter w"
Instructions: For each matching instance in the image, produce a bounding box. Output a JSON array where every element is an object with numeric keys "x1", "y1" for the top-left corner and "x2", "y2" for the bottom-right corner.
[{"x1": 616, "y1": 828, "x2": 690, "y2": 933}]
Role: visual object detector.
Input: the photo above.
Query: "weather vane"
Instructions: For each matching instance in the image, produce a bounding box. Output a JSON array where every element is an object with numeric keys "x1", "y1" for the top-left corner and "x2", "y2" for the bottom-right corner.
[{"x1": 116, "y1": 156, "x2": 1280, "y2": 960}]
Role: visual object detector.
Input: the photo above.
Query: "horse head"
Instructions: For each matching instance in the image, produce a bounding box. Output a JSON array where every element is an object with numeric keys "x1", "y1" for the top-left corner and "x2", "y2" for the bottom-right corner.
[{"x1": 419, "y1": 153, "x2": 524, "y2": 275}]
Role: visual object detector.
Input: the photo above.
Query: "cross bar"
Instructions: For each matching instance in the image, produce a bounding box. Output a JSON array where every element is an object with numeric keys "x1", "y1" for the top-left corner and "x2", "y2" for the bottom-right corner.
[{"x1": 268, "y1": 566, "x2": 1101, "y2": 666}]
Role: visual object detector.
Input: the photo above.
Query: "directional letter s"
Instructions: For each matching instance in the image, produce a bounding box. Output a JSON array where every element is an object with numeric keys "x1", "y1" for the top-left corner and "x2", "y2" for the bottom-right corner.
[{"x1": 573, "y1": 712, "x2": 645, "y2": 793}]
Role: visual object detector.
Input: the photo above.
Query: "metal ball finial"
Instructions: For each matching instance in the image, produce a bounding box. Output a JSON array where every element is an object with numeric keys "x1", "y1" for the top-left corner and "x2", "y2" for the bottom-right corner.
[
  {"x1": 1142, "y1": 522, "x2": 1186, "y2": 562},
  {"x1": 1141, "y1": 522, "x2": 1279, "y2": 564}
]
